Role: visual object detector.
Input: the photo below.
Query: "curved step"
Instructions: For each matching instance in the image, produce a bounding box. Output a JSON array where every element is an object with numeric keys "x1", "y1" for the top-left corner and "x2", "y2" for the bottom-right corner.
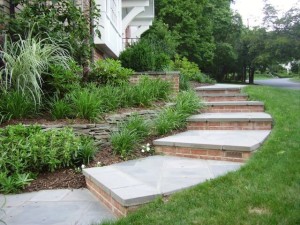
[
  {"x1": 187, "y1": 112, "x2": 272, "y2": 130},
  {"x1": 154, "y1": 130, "x2": 271, "y2": 162},
  {"x1": 83, "y1": 156, "x2": 242, "y2": 217}
]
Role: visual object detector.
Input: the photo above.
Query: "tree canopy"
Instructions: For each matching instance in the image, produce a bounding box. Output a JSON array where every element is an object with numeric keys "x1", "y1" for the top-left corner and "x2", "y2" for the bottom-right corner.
[{"x1": 153, "y1": 0, "x2": 300, "y2": 83}]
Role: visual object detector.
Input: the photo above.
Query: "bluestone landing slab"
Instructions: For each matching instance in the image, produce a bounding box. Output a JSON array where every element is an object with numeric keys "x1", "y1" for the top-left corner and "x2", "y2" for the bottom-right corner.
[
  {"x1": 203, "y1": 101, "x2": 264, "y2": 106},
  {"x1": 187, "y1": 112, "x2": 272, "y2": 122},
  {"x1": 1, "y1": 189, "x2": 115, "y2": 225},
  {"x1": 195, "y1": 84, "x2": 246, "y2": 91},
  {"x1": 153, "y1": 130, "x2": 271, "y2": 151},
  {"x1": 83, "y1": 156, "x2": 242, "y2": 207}
]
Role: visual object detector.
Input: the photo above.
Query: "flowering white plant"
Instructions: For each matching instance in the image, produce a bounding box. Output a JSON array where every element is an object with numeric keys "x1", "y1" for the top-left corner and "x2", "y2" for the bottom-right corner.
[{"x1": 141, "y1": 143, "x2": 153, "y2": 153}]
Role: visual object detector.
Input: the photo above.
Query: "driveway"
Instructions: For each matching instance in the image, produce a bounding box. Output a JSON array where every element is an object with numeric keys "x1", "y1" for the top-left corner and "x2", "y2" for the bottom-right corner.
[{"x1": 254, "y1": 78, "x2": 300, "y2": 90}]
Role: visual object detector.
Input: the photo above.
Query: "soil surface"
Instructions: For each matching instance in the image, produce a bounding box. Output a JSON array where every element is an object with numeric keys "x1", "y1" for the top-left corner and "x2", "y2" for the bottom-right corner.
[{"x1": 23, "y1": 143, "x2": 157, "y2": 193}]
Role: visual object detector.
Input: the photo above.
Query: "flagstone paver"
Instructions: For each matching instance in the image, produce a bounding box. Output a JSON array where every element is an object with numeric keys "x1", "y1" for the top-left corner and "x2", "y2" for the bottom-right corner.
[{"x1": 1, "y1": 189, "x2": 115, "y2": 225}]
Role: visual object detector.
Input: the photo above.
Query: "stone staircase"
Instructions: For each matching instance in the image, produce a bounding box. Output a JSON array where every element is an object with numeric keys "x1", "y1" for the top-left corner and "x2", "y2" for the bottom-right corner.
[
  {"x1": 83, "y1": 84, "x2": 272, "y2": 217},
  {"x1": 154, "y1": 84, "x2": 272, "y2": 162}
]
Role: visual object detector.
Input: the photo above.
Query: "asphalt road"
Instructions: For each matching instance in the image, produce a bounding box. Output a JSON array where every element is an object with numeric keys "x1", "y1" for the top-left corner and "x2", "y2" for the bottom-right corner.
[{"x1": 254, "y1": 78, "x2": 300, "y2": 90}]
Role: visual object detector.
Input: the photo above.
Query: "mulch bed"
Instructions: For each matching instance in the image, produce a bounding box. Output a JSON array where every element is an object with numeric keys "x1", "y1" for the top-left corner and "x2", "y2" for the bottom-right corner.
[
  {"x1": 4, "y1": 83, "x2": 206, "y2": 193},
  {"x1": 22, "y1": 129, "x2": 186, "y2": 193},
  {"x1": 23, "y1": 146, "x2": 125, "y2": 192}
]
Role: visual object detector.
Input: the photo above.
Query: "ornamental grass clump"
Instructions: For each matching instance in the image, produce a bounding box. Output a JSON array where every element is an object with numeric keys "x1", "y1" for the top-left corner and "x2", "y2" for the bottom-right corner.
[
  {"x1": 155, "y1": 90, "x2": 202, "y2": 135},
  {"x1": 67, "y1": 87, "x2": 102, "y2": 121},
  {"x1": 175, "y1": 90, "x2": 203, "y2": 116},
  {"x1": 0, "y1": 33, "x2": 71, "y2": 104},
  {"x1": 110, "y1": 114, "x2": 151, "y2": 158},
  {"x1": 0, "y1": 90, "x2": 38, "y2": 121}
]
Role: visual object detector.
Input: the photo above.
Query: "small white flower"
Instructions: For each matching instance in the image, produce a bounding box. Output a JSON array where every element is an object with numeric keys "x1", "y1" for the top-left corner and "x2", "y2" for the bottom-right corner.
[
  {"x1": 81, "y1": 164, "x2": 86, "y2": 169},
  {"x1": 146, "y1": 147, "x2": 150, "y2": 152},
  {"x1": 142, "y1": 145, "x2": 145, "y2": 148},
  {"x1": 147, "y1": 143, "x2": 150, "y2": 147},
  {"x1": 141, "y1": 149, "x2": 145, "y2": 153}
]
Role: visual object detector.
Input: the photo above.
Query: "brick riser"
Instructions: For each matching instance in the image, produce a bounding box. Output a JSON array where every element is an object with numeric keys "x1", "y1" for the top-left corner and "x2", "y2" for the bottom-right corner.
[
  {"x1": 155, "y1": 146, "x2": 251, "y2": 163},
  {"x1": 203, "y1": 105, "x2": 264, "y2": 113},
  {"x1": 187, "y1": 121, "x2": 272, "y2": 130},
  {"x1": 86, "y1": 178, "x2": 138, "y2": 218},
  {"x1": 201, "y1": 96, "x2": 248, "y2": 102},
  {"x1": 197, "y1": 90, "x2": 241, "y2": 95}
]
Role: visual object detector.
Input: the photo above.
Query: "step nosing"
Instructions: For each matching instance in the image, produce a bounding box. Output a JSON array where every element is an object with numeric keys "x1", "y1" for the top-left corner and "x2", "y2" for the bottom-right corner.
[
  {"x1": 187, "y1": 118, "x2": 272, "y2": 122},
  {"x1": 154, "y1": 142, "x2": 253, "y2": 152},
  {"x1": 198, "y1": 93, "x2": 248, "y2": 97},
  {"x1": 195, "y1": 87, "x2": 242, "y2": 91},
  {"x1": 203, "y1": 101, "x2": 264, "y2": 106}
]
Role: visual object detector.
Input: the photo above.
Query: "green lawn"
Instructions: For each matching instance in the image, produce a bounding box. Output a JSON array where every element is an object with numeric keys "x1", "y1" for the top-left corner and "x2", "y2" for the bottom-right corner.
[
  {"x1": 102, "y1": 86, "x2": 300, "y2": 225},
  {"x1": 254, "y1": 74, "x2": 275, "y2": 80},
  {"x1": 291, "y1": 77, "x2": 300, "y2": 83}
]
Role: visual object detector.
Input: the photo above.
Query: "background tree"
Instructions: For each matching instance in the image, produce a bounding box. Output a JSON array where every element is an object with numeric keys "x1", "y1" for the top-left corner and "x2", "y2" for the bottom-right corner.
[{"x1": 154, "y1": 0, "x2": 215, "y2": 68}]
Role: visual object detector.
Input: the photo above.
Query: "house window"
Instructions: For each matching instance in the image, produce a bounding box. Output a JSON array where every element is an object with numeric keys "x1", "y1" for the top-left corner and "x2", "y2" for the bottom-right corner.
[{"x1": 110, "y1": 0, "x2": 117, "y2": 26}]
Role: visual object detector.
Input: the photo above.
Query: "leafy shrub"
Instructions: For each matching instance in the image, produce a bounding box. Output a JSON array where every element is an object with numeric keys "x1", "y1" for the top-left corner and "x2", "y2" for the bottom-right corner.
[
  {"x1": 170, "y1": 55, "x2": 200, "y2": 80},
  {"x1": 67, "y1": 88, "x2": 102, "y2": 121},
  {"x1": 0, "y1": 90, "x2": 37, "y2": 120},
  {"x1": 0, "y1": 124, "x2": 97, "y2": 193},
  {"x1": 120, "y1": 20, "x2": 178, "y2": 72},
  {"x1": 49, "y1": 97, "x2": 72, "y2": 120},
  {"x1": 46, "y1": 60, "x2": 82, "y2": 97},
  {"x1": 90, "y1": 59, "x2": 134, "y2": 85},
  {"x1": 119, "y1": 41, "x2": 155, "y2": 72},
  {"x1": 119, "y1": 39, "x2": 171, "y2": 72},
  {"x1": 170, "y1": 55, "x2": 215, "y2": 85},
  {"x1": 0, "y1": 34, "x2": 71, "y2": 103}
]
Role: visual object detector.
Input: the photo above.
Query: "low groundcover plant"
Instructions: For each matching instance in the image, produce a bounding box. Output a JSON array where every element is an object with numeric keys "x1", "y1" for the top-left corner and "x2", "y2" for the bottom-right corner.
[{"x1": 0, "y1": 124, "x2": 97, "y2": 194}]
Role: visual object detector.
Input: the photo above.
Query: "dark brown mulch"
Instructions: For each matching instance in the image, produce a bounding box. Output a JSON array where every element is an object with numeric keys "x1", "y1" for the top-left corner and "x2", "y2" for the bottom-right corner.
[
  {"x1": 24, "y1": 168, "x2": 86, "y2": 192},
  {"x1": 23, "y1": 144, "x2": 156, "y2": 193}
]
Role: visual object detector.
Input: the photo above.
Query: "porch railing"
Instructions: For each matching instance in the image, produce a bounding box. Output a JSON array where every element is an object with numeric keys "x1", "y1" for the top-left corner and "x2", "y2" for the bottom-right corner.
[{"x1": 122, "y1": 38, "x2": 140, "y2": 48}]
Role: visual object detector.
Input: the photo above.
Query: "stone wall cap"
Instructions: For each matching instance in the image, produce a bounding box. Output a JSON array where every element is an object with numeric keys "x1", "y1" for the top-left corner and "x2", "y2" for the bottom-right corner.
[{"x1": 133, "y1": 71, "x2": 180, "y2": 76}]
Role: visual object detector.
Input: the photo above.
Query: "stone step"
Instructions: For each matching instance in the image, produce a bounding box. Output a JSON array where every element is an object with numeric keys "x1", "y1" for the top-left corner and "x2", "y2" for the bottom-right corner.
[
  {"x1": 203, "y1": 101, "x2": 265, "y2": 113},
  {"x1": 153, "y1": 130, "x2": 271, "y2": 162},
  {"x1": 198, "y1": 93, "x2": 248, "y2": 102},
  {"x1": 83, "y1": 156, "x2": 243, "y2": 217},
  {"x1": 187, "y1": 112, "x2": 272, "y2": 130},
  {"x1": 195, "y1": 84, "x2": 245, "y2": 95}
]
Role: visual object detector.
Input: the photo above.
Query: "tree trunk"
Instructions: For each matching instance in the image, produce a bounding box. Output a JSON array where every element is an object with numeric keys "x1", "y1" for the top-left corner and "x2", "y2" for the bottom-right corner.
[
  {"x1": 249, "y1": 67, "x2": 255, "y2": 84},
  {"x1": 241, "y1": 65, "x2": 247, "y2": 83},
  {"x1": 9, "y1": 0, "x2": 15, "y2": 18}
]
